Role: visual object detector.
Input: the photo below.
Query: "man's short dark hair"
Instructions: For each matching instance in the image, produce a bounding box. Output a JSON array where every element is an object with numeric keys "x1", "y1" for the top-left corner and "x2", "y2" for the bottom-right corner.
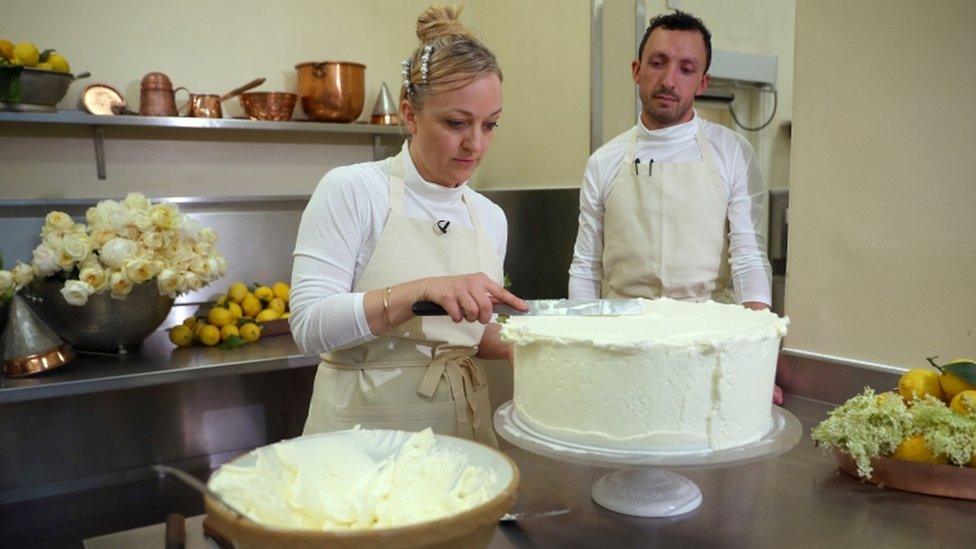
[{"x1": 638, "y1": 10, "x2": 712, "y2": 74}]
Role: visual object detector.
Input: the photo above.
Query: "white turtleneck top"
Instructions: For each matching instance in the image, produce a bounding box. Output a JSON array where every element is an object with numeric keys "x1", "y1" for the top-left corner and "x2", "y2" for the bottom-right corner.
[
  {"x1": 290, "y1": 142, "x2": 508, "y2": 355},
  {"x1": 569, "y1": 112, "x2": 772, "y2": 305}
]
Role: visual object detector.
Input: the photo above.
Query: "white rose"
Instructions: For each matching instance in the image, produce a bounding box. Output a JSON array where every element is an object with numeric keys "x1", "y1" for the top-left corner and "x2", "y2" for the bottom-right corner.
[
  {"x1": 55, "y1": 250, "x2": 76, "y2": 271},
  {"x1": 177, "y1": 214, "x2": 199, "y2": 239},
  {"x1": 11, "y1": 262, "x2": 34, "y2": 290},
  {"x1": 0, "y1": 270, "x2": 13, "y2": 293},
  {"x1": 157, "y1": 269, "x2": 182, "y2": 296},
  {"x1": 79, "y1": 255, "x2": 100, "y2": 270},
  {"x1": 79, "y1": 265, "x2": 108, "y2": 292},
  {"x1": 192, "y1": 241, "x2": 213, "y2": 256},
  {"x1": 31, "y1": 244, "x2": 60, "y2": 276},
  {"x1": 189, "y1": 257, "x2": 212, "y2": 277},
  {"x1": 183, "y1": 271, "x2": 203, "y2": 291},
  {"x1": 100, "y1": 238, "x2": 139, "y2": 269},
  {"x1": 123, "y1": 192, "x2": 151, "y2": 212},
  {"x1": 124, "y1": 257, "x2": 156, "y2": 284},
  {"x1": 60, "y1": 279, "x2": 95, "y2": 306},
  {"x1": 62, "y1": 233, "x2": 92, "y2": 261},
  {"x1": 206, "y1": 258, "x2": 222, "y2": 280},
  {"x1": 85, "y1": 206, "x2": 99, "y2": 226},
  {"x1": 120, "y1": 225, "x2": 140, "y2": 241},
  {"x1": 141, "y1": 231, "x2": 167, "y2": 250},
  {"x1": 44, "y1": 211, "x2": 75, "y2": 232},
  {"x1": 109, "y1": 270, "x2": 133, "y2": 298},
  {"x1": 95, "y1": 200, "x2": 130, "y2": 231},
  {"x1": 91, "y1": 228, "x2": 117, "y2": 248},
  {"x1": 42, "y1": 231, "x2": 64, "y2": 250},
  {"x1": 215, "y1": 256, "x2": 228, "y2": 277},
  {"x1": 151, "y1": 203, "x2": 181, "y2": 230},
  {"x1": 130, "y1": 210, "x2": 153, "y2": 232},
  {"x1": 198, "y1": 227, "x2": 218, "y2": 245}
]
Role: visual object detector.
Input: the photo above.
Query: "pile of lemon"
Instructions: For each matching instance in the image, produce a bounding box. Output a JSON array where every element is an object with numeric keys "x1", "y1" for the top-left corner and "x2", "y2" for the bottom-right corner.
[
  {"x1": 890, "y1": 356, "x2": 976, "y2": 464},
  {"x1": 0, "y1": 40, "x2": 71, "y2": 72},
  {"x1": 168, "y1": 281, "x2": 291, "y2": 348}
]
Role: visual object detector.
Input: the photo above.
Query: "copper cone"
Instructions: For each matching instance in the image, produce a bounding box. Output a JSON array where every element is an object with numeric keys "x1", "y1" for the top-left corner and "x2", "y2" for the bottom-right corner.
[
  {"x1": 370, "y1": 82, "x2": 400, "y2": 125},
  {"x1": 2, "y1": 294, "x2": 73, "y2": 377}
]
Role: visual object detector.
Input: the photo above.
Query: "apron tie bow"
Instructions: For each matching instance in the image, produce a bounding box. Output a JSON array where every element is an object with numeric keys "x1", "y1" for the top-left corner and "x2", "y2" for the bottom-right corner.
[{"x1": 417, "y1": 345, "x2": 496, "y2": 446}]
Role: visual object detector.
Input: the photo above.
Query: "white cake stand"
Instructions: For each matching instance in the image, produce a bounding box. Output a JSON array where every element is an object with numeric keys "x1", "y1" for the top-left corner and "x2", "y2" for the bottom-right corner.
[{"x1": 494, "y1": 401, "x2": 802, "y2": 517}]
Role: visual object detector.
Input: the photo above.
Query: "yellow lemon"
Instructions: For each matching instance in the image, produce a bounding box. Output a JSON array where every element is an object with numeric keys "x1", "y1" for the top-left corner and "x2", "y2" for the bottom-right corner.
[
  {"x1": 35, "y1": 61, "x2": 53, "y2": 71},
  {"x1": 215, "y1": 293, "x2": 227, "y2": 307},
  {"x1": 0, "y1": 39, "x2": 13, "y2": 61},
  {"x1": 12, "y1": 42, "x2": 39, "y2": 67},
  {"x1": 949, "y1": 390, "x2": 976, "y2": 415},
  {"x1": 892, "y1": 435, "x2": 947, "y2": 464},
  {"x1": 255, "y1": 309, "x2": 280, "y2": 323},
  {"x1": 47, "y1": 52, "x2": 69, "y2": 73},
  {"x1": 168, "y1": 325, "x2": 193, "y2": 347},
  {"x1": 227, "y1": 282, "x2": 248, "y2": 303},
  {"x1": 267, "y1": 298, "x2": 286, "y2": 315},
  {"x1": 897, "y1": 369, "x2": 945, "y2": 403},
  {"x1": 281, "y1": 311, "x2": 290, "y2": 319},
  {"x1": 207, "y1": 307, "x2": 233, "y2": 328},
  {"x1": 182, "y1": 316, "x2": 198, "y2": 331},
  {"x1": 937, "y1": 358, "x2": 976, "y2": 402},
  {"x1": 272, "y1": 282, "x2": 290, "y2": 302},
  {"x1": 239, "y1": 322, "x2": 261, "y2": 343},
  {"x1": 226, "y1": 301, "x2": 243, "y2": 321},
  {"x1": 220, "y1": 324, "x2": 240, "y2": 342},
  {"x1": 198, "y1": 324, "x2": 221, "y2": 346},
  {"x1": 254, "y1": 285, "x2": 274, "y2": 302},
  {"x1": 193, "y1": 322, "x2": 207, "y2": 340},
  {"x1": 241, "y1": 295, "x2": 262, "y2": 318}
]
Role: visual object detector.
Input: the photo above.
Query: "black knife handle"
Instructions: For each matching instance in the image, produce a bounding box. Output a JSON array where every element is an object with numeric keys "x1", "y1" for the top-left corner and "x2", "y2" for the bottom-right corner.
[{"x1": 412, "y1": 301, "x2": 449, "y2": 316}]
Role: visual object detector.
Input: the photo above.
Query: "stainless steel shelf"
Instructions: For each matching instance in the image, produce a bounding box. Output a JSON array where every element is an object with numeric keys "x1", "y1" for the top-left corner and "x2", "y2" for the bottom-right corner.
[
  {"x1": 0, "y1": 330, "x2": 319, "y2": 404},
  {"x1": 0, "y1": 110, "x2": 404, "y2": 135},
  {"x1": 0, "y1": 110, "x2": 406, "y2": 179}
]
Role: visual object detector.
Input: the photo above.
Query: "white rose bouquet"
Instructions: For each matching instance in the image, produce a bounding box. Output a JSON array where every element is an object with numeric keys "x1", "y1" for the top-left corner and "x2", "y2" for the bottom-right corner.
[{"x1": 0, "y1": 193, "x2": 228, "y2": 307}]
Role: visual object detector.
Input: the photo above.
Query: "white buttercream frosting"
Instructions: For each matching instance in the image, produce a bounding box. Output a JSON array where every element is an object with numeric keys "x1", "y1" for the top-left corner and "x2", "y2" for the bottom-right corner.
[
  {"x1": 208, "y1": 428, "x2": 497, "y2": 530},
  {"x1": 501, "y1": 298, "x2": 789, "y2": 451}
]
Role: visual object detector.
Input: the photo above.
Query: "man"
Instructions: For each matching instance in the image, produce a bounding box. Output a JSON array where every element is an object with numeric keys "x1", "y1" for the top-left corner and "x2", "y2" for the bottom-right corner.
[{"x1": 568, "y1": 10, "x2": 772, "y2": 311}]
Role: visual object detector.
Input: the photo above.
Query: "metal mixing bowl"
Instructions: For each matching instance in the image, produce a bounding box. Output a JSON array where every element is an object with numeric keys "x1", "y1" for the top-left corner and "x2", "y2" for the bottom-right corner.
[
  {"x1": 239, "y1": 92, "x2": 297, "y2": 121},
  {"x1": 24, "y1": 278, "x2": 174, "y2": 354},
  {"x1": 0, "y1": 68, "x2": 89, "y2": 113}
]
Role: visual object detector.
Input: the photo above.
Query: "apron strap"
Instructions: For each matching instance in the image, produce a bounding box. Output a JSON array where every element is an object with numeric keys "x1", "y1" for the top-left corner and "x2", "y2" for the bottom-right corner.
[
  {"x1": 387, "y1": 154, "x2": 407, "y2": 215},
  {"x1": 417, "y1": 345, "x2": 497, "y2": 447}
]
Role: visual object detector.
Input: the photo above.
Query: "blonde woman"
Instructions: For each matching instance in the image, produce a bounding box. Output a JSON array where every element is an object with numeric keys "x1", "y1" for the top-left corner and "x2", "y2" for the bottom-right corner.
[{"x1": 289, "y1": 4, "x2": 525, "y2": 446}]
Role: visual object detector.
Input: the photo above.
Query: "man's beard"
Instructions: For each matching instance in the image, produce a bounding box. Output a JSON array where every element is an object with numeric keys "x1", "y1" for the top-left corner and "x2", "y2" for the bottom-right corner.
[{"x1": 645, "y1": 88, "x2": 691, "y2": 127}]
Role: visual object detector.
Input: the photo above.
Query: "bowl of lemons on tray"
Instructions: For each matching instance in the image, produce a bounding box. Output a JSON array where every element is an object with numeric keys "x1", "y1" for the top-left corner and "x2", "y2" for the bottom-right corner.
[{"x1": 167, "y1": 281, "x2": 291, "y2": 349}]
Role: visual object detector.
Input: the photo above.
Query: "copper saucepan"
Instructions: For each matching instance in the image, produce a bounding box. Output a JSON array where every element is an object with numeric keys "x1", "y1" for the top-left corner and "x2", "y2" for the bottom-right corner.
[{"x1": 182, "y1": 77, "x2": 266, "y2": 118}]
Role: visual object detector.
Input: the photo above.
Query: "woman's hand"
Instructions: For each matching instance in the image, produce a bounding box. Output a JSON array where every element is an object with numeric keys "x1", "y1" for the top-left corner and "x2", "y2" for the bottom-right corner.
[
  {"x1": 413, "y1": 272, "x2": 526, "y2": 324},
  {"x1": 363, "y1": 272, "x2": 526, "y2": 335}
]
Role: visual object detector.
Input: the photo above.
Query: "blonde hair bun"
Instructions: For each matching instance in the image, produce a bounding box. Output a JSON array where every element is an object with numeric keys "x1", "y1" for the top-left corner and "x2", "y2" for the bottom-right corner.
[{"x1": 416, "y1": 4, "x2": 472, "y2": 43}]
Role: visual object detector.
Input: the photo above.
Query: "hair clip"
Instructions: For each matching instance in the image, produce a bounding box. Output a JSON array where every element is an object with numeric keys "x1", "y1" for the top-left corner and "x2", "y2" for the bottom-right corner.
[
  {"x1": 419, "y1": 44, "x2": 433, "y2": 84},
  {"x1": 401, "y1": 57, "x2": 413, "y2": 94}
]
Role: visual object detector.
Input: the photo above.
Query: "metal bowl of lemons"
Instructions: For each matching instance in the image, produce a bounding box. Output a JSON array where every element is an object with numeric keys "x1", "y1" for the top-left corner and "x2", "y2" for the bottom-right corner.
[
  {"x1": 1, "y1": 43, "x2": 87, "y2": 112},
  {"x1": 24, "y1": 278, "x2": 173, "y2": 354}
]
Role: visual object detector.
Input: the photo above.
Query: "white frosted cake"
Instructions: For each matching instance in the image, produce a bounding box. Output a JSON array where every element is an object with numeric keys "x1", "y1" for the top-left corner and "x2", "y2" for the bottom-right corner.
[{"x1": 500, "y1": 299, "x2": 789, "y2": 451}]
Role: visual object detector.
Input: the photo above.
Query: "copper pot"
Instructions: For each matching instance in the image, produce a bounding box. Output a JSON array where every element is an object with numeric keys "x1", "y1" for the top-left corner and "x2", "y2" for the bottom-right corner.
[
  {"x1": 239, "y1": 92, "x2": 297, "y2": 121},
  {"x1": 139, "y1": 72, "x2": 187, "y2": 116},
  {"x1": 295, "y1": 61, "x2": 365, "y2": 123}
]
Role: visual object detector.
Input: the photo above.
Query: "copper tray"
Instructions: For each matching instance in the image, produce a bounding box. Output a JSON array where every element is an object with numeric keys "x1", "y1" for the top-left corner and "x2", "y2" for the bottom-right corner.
[{"x1": 834, "y1": 450, "x2": 976, "y2": 500}]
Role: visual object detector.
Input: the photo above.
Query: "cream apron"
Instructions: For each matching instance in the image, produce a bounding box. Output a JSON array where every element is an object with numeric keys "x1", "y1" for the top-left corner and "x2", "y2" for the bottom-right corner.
[
  {"x1": 303, "y1": 150, "x2": 503, "y2": 447},
  {"x1": 602, "y1": 127, "x2": 734, "y2": 302}
]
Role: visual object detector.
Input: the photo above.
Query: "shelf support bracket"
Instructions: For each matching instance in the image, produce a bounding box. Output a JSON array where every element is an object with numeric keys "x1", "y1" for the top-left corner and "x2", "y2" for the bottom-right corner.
[
  {"x1": 372, "y1": 134, "x2": 382, "y2": 161},
  {"x1": 92, "y1": 125, "x2": 106, "y2": 180}
]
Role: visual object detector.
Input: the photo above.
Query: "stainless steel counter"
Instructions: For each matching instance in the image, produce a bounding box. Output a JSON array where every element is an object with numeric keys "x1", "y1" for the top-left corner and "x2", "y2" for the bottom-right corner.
[
  {"x1": 0, "y1": 331, "x2": 318, "y2": 404},
  {"x1": 67, "y1": 395, "x2": 976, "y2": 549}
]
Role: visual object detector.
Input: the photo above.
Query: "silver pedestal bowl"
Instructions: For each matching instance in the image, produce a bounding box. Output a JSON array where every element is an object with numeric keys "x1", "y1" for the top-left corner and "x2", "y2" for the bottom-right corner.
[{"x1": 24, "y1": 278, "x2": 174, "y2": 354}]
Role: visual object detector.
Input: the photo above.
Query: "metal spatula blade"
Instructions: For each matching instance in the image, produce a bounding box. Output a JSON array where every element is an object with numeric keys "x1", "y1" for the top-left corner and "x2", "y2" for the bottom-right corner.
[{"x1": 412, "y1": 298, "x2": 644, "y2": 317}]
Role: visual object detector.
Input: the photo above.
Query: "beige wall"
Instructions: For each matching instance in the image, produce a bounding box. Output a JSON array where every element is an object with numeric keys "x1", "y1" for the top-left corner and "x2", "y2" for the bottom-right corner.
[
  {"x1": 601, "y1": 0, "x2": 795, "y2": 190},
  {"x1": 786, "y1": 0, "x2": 976, "y2": 368}
]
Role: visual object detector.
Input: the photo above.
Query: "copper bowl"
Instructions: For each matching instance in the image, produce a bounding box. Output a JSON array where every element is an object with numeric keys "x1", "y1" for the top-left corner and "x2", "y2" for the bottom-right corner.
[
  {"x1": 238, "y1": 92, "x2": 297, "y2": 121},
  {"x1": 295, "y1": 61, "x2": 366, "y2": 123}
]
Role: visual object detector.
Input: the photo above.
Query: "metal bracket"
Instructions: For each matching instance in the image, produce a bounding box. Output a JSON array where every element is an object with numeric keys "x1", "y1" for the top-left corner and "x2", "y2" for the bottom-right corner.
[{"x1": 92, "y1": 125, "x2": 106, "y2": 180}]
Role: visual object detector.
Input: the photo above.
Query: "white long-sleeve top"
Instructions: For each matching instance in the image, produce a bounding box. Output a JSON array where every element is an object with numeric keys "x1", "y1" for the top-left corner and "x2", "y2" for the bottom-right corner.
[
  {"x1": 568, "y1": 111, "x2": 772, "y2": 305},
  {"x1": 290, "y1": 142, "x2": 508, "y2": 356}
]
